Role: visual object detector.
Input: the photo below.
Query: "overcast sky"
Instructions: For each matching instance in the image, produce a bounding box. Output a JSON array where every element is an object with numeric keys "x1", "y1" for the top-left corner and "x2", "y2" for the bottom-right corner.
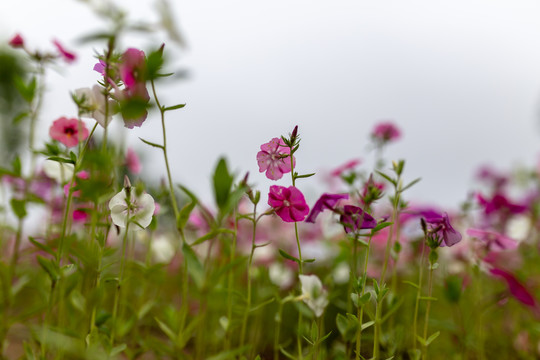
[{"x1": 3, "y1": 0, "x2": 540, "y2": 209}]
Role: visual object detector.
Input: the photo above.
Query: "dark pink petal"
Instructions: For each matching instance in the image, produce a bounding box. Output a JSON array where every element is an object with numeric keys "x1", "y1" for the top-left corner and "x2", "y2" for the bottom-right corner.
[
  {"x1": 306, "y1": 193, "x2": 349, "y2": 223},
  {"x1": 331, "y1": 159, "x2": 361, "y2": 177},
  {"x1": 340, "y1": 205, "x2": 377, "y2": 233},
  {"x1": 490, "y1": 268, "x2": 537, "y2": 308},
  {"x1": 53, "y1": 39, "x2": 76, "y2": 63},
  {"x1": 9, "y1": 34, "x2": 24, "y2": 48}
]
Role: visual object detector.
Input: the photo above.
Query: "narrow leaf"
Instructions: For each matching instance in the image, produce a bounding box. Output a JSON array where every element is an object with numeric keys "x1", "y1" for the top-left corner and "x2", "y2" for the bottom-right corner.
[{"x1": 139, "y1": 137, "x2": 163, "y2": 149}]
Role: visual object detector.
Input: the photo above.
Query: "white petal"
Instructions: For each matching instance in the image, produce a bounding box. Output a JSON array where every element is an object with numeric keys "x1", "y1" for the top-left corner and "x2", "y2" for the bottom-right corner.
[{"x1": 43, "y1": 160, "x2": 74, "y2": 183}]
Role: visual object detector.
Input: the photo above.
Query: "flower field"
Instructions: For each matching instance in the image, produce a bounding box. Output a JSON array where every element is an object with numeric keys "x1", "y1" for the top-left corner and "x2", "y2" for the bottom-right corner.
[{"x1": 1, "y1": 4, "x2": 540, "y2": 360}]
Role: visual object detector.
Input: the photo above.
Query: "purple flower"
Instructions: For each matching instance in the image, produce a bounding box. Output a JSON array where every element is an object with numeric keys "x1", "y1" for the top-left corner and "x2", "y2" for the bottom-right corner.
[
  {"x1": 257, "y1": 138, "x2": 294, "y2": 180},
  {"x1": 268, "y1": 185, "x2": 309, "y2": 223},
  {"x1": 305, "y1": 193, "x2": 349, "y2": 223},
  {"x1": 476, "y1": 192, "x2": 527, "y2": 216},
  {"x1": 52, "y1": 39, "x2": 76, "y2": 63},
  {"x1": 490, "y1": 268, "x2": 537, "y2": 308},
  {"x1": 340, "y1": 205, "x2": 377, "y2": 233},
  {"x1": 423, "y1": 212, "x2": 462, "y2": 247}
]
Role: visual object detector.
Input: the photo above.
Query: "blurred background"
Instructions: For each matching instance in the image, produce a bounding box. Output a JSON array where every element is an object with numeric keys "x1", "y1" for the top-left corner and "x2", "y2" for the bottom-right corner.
[{"x1": 2, "y1": 0, "x2": 540, "y2": 209}]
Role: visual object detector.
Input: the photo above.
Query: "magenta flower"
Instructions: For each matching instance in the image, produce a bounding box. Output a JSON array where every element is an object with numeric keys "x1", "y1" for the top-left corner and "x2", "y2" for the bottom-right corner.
[
  {"x1": 9, "y1": 34, "x2": 24, "y2": 48},
  {"x1": 49, "y1": 117, "x2": 89, "y2": 147},
  {"x1": 423, "y1": 212, "x2": 462, "y2": 247},
  {"x1": 268, "y1": 185, "x2": 309, "y2": 222},
  {"x1": 93, "y1": 59, "x2": 106, "y2": 76},
  {"x1": 52, "y1": 39, "x2": 76, "y2": 63},
  {"x1": 467, "y1": 228, "x2": 518, "y2": 251},
  {"x1": 305, "y1": 193, "x2": 349, "y2": 223},
  {"x1": 340, "y1": 205, "x2": 377, "y2": 233},
  {"x1": 476, "y1": 192, "x2": 527, "y2": 216},
  {"x1": 257, "y1": 138, "x2": 294, "y2": 180},
  {"x1": 371, "y1": 121, "x2": 401, "y2": 143},
  {"x1": 490, "y1": 268, "x2": 537, "y2": 309}
]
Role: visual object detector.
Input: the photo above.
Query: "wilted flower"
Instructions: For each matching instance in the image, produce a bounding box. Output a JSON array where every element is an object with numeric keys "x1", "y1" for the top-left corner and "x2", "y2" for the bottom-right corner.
[
  {"x1": 257, "y1": 138, "x2": 294, "y2": 180},
  {"x1": 43, "y1": 160, "x2": 74, "y2": 184},
  {"x1": 108, "y1": 188, "x2": 155, "y2": 230},
  {"x1": 268, "y1": 185, "x2": 309, "y2": 223},
  {"x1": 305, "y1": 193, "x2": 349, "y2": 223},
  {"x1": 423, "y1": 212, "x2": 462, "y2": 247},
  {"x1": 299, "y1": 274, "x2": 328, "y2": 317},
  {"x1": 49, "y1": 117, "x2": 89, "y2": 147}
]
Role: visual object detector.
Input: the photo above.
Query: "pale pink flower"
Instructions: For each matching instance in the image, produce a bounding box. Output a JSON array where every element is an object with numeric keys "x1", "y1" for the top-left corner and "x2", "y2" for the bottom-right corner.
[
  {"x1": 257, "y1": 138, "x2": 294, "y2": 180},
  {"x1": 120, "y1": 48, "x2": 146, "y2": 88},
  {"x1": 125, "y1": 148, "x2": 142, "y2": 174},
  {"x1": 330, "y1": 159, "x2": 361, "y2": 177},
  {"x1": 52, "y1": 39, "x2": 76, "y2": 63},
  {"x1": 49, "y1": 117, "x2": 89, "y2": 147},
  {"x1": 74, "y1": 85, "x2": 117, "y2": 128},
  {"x1": 268, "y1": 185, "x2": 309, "y2": 223}
]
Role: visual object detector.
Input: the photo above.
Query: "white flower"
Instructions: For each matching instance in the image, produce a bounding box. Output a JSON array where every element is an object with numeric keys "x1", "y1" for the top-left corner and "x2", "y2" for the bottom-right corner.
[
  {"x1": 299, "y1": 274, "x2": 329, "y2": 317},
  {"x1": 269, "y1": 263, "x2": 294, "y2": 289},
  {"x1": 43, "y1": 160, "x2": 74, "y2": 183},
  {"x1": 108, "y1": 189, "x2": 155, "y2": 230},
  {"x1": 74, "y1": 85, "x2": 116, "y2": 128},
  {"x1": 151, "y1": 234, "x2": 176, "y2": 263}
]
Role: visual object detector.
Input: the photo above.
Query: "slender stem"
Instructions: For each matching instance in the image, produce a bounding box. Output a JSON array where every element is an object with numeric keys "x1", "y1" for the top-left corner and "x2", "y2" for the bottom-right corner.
[
  {"x1": 240, "y1": 204, "x2": 258, "y2": 348},
  {"x1": 110, "y1": 219, "x2": 130, "y2": 347},
  {"x1": 356, "y1": 234, "x2": 373, "y2": 360},
  {"x1": 413, "y1": 244, "x2": 426, "y2": 351},
  {"x1": 422, "y1": 266, "x2": 434, "y2": 360},
  {"x1": 274, "y1": 299, "x2": 284, "y2": 360}
]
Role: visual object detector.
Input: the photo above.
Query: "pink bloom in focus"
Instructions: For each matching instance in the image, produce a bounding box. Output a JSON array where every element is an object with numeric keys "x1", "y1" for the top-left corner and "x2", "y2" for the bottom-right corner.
[
  {"x1": 52, "y1": 39, "x2": 76, "y2": 63},
  {"x1": 257, "y1": 138, "x2": 294, "y2": 180},
  {"x1": 490, "y1": 268, "x2": 537, "y2": 309},
  {"x1": 9, "y1": 34, "x2": 24, "y2": 48},
  {"x1": 49, "y1": 117, "x2": 89, "y2": 147},
  {"x1": 331, "y1": 159, "x2": 361, "y2": 177},
  {"x1": 422, "y1": 211, "x2": 462, "y2": 247},
  {"x1": 126, "y1": 148, "x2": 142, "y2": 174},
  {"x1": 371, "y1": 121, "x2": 401, "y2": 143},
  {"x1": 268, "y1": 185, "x2": 309, "y2": 222}
]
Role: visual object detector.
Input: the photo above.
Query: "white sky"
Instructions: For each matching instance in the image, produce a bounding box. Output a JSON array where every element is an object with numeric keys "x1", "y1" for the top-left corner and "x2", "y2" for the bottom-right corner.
[{"x1": 2, "y1": 0, "x2": 540, "y2": 209}]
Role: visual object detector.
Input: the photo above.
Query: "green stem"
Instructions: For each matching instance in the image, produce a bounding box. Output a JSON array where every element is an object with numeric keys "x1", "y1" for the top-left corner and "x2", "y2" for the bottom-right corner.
[
  {"x1": 413, "y1": 244, "x2": 426, "y2": 351},
  {"x1": 274, "y1": 299, "x2": 284, "y2": 360},
  {"x1": 240, "y1": 204, "x2": 258, "y2": 348},
  {"x1": 421, "y1": 266, "x2": 434, "y2": 360},
  {"x1": 356, "y1": 234, "x2": 373, "y2": 360}
]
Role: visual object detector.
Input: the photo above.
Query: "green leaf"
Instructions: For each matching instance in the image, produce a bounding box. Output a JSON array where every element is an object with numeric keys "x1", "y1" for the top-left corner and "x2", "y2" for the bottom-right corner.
[
  {"x1": 401, "y1": 177, "x2": 422, "y2": 193},
  {"x1": 192, "y1": 228, "x2": 234, "y2": 246},
  {"x1": 139, "y1": 137, "x2": 163, "y2": 149},
  {"x1": 295, "y1": 172, "x2": 316, "y2": 179},
  {"x1": 372, "y1": 221, "x2": 393, "y2": 233},
  {"x1": 181, "y1": 243, "x2": 204, "y2": 289},
  {"x1": 13, "y1": 111, "x2": 29, "y2": 124},
  {"x1": 46, "y1": 156, "x2": 75, "y2": 165},
  {"x1": 375, "y1": 171, "x2": 396, "y2": 186},
  {"x1": 419, "y1": 296, "x2": 438, "y2": 301},
  {"x1": 206, "y1": 346, "x2": 251, "y2": 360},
  {"x1": 425, "y1": 331, "x2": 440, "y2": 346},
  {"x1": 10, "y1": 198, "x2": 27, "y2": 219},
  {"x1": 361, "y1": 320, "x2": 375, "y2": 330},
  {"x1": 36, "y1": 256, "x2": 60, "y2": 282},
  {"x1": 213, "y1": 157, "x2": 234, "y2": 211},
  {"x1": 177, "y1": 200, "x2": 197, "y2": 231},
  {"x1": 155, "y1": 317, "x2": 177, "y2": 342},
  {"x1": 163, "y1": 103, "x2": 186, "y2": 112},
  {"x1": 29, "y1": 237, "x2": 55, "y2": 256},
  {"x1": 358, "y1": 292, "x2": 371, "y2": 306},
  {"x1": 12, "y1": 156, "x2": 21, "y2": 176},
  {"x1": 110, "y1": 344, "x2": 127, "y2": 356},
  {"x1": 278, "y1": 249, "x2": 300, "y2": 264},
  {"x1": 303, "y1": 258, "x2": 316, "y2": 263},
  {"x1": 14, "y1": 76, "x2": 36, "y2": 103},
  {"x1": 402, "y1": 280, "x2": 420, "y2": 289},
  {"x1": 146, "y1": 45, "x2": 165, "y2": 81}
]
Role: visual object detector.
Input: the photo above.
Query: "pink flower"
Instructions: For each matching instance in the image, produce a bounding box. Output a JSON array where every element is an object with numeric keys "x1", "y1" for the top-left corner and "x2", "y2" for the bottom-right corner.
[
  {"x1": 268, "y1": 185, "x2": 309, "y2": 222},
  {"x1": 422, "y1": 211, "x2": 462, "y2": 247},
  {"x1": 63, "y1": 171, "x2": 89, "y2": 197},
  {"x1": 467, "y1": 228, "x2": 518, "y2": 251},
  {"x1": 257, "y1": 138, "x2": 294, "y2": 180},
  {"x1": 125, "y1": 148, "x2": 142, "y2": 174},
  {"x1": 371, "y1": 121, "x2": 401, "y2": 143},
  {"x1": 9, "y1": 34, "x2": 24, "y2": 48},
  {"x1": 52, "y1": 39, "x2": 76, "y2": 63},
  {"x1": 340, "y1": 205, "x2": 377, "y2": 233},
  {"x1": 49, "y1": 117, "x2": 89, "y2": 147},
  {"x1": 330, "y1": 159, "x2": 361, "y2": 177},
  {"x1": 120, "y1": 48, "x2": 146, "y2": 88},
  {"x1": 93, "y1": 59, "x2": 106, "y2": 76}
]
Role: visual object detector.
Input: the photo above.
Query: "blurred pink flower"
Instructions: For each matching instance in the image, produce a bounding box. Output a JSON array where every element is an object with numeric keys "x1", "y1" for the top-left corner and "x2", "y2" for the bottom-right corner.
[
  {"x1": 120, "y1": 48, "x2": 146, "y2": 88},
  {"x1": 371, "y1": 121, "x2": 401, "y2": 143},
  {"x1": 268, "y1": 185, "x2": 309, "y2": 222},
  {"x1": 257, "y1": 138, "x2": 294, "y2": 180},
  {"x1": 93, "y1": 59, "x2": 106, "y2": 76},
  {"x1": 63, "y1": 171, "x2": 89, "y2": 197},
  {"x1": 126, "y1": 148, "x2": 142, "y2": 174},
  {"x1": 52, "y1": 39, "x2": 76, "y2": 63},
  {"x1": 49, "y1": 117, "x2": 89, "y2": 147},
  {"x1": 9, "y1": 34, "x2": 24, "y2": 48},
  {"x1": 467, "y1": 228, "x2": 518, "y2": 251},
  {"x1": 330, "y1": 159, "x2": 361, "y2": 177},
  {"x1": 490, "y1": 268, "x2": 537, "y2": 309},
  {"x1": 476, "y1": 192, "x2": 527, "y2": 216}
]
